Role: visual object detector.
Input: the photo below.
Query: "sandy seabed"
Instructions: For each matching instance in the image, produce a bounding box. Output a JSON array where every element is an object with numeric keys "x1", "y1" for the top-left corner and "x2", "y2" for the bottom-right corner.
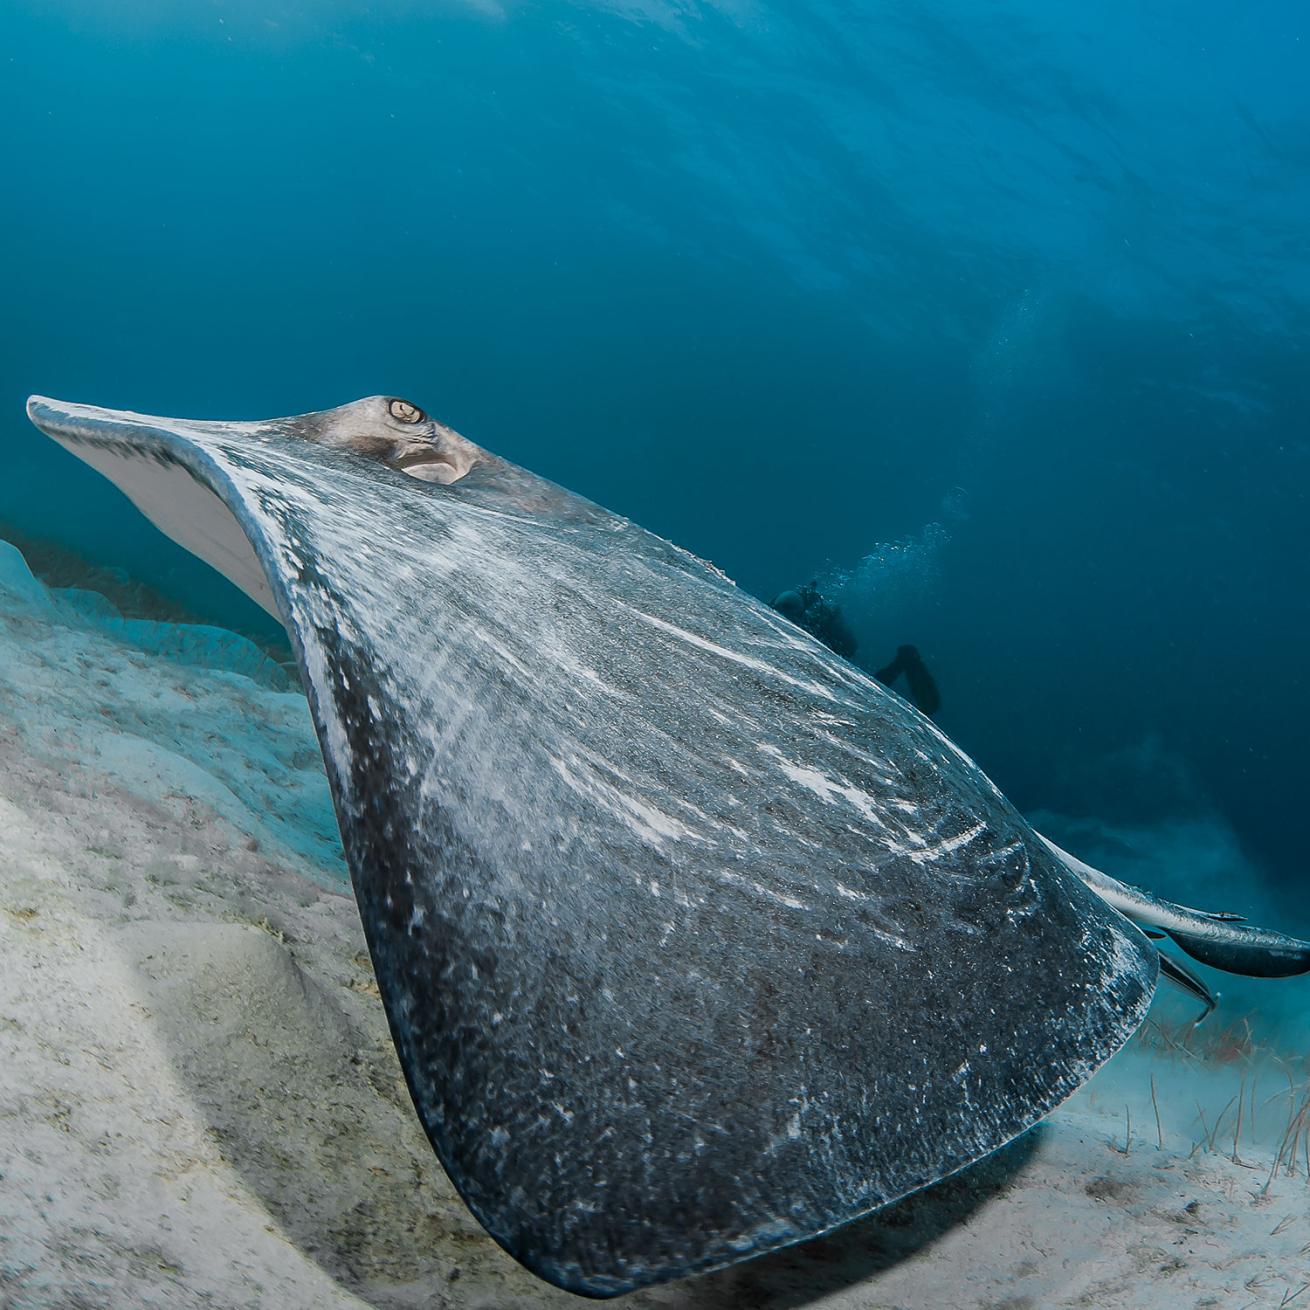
[{"x1": 1, "y1": 541, "x2": 1308, "y2": 1310}]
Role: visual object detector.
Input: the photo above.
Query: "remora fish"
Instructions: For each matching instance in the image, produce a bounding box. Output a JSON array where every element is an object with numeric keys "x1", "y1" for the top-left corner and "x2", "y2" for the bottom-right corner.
[{"x1": 25, "y1": 394, "x2": 1310, "y2": 1296}]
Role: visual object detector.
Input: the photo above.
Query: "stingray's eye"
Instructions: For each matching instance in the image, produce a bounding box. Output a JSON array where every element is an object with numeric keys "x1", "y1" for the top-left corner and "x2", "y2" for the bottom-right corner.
[{"x1": 388, "y1": 398, "x2": 425, "y2": 424}]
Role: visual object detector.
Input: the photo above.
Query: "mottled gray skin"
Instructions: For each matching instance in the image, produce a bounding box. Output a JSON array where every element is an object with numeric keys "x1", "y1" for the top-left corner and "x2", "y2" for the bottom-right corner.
[{"x1": 27, "y1": 396, "x2": 1156, "y2": 1296}]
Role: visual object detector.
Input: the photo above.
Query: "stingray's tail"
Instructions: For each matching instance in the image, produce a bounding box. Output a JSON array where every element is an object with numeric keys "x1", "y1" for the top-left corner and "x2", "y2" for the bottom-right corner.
[
  {"x1": 1152, "y1": 915, "x2": 1310, "y2": 978},
  {"x1": 1036, "y1": 832, "x2": 1310, "y2": 980}
]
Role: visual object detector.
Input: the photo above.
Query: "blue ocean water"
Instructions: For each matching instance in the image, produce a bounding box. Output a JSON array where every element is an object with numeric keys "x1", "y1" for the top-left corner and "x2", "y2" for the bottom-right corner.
[{"x1": 3, "y1": 1, "x2": 1307, "y2": 925}]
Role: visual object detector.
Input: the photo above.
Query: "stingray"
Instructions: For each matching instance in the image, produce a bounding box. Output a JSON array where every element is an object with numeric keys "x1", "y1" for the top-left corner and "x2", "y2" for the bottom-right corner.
[{"x1": 25, "y1": 394, "x2": 1310, "y2": 1296}]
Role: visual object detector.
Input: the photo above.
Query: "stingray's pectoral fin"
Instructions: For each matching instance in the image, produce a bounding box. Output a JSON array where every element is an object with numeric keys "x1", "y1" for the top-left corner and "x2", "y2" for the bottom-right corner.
[
  {"x1": 1157, "y1": 952, "x2": 1218, "y2": 1023},
  {"x1": 1161, "y1": 921, "x2": 1310, "y2": 980}
]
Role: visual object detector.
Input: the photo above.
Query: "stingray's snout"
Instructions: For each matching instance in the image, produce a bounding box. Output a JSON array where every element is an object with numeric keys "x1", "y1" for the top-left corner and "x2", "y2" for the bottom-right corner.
[
  {"x1": 25, "y1": 392, "x2": 289, "y2": 624},
  {"x1": 26, "y1": 394, "x2": 87, "y2": 444},
  {"x1": 26, "y1": 394, "x2": 177, "y2": 455}
]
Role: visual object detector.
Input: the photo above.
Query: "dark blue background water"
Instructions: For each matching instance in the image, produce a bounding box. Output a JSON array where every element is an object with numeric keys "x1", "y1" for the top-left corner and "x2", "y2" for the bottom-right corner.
[{"x1": 4, "y1": 1, "x2": 1307, "y2": 915}]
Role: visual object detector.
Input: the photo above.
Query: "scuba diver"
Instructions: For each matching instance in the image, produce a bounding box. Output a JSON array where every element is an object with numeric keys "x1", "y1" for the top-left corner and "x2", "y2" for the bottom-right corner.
[
  {"x1": 872, "y1": 643, "x2": 941, "y2": 718},
  {"x1": 771, "y1": 582, "x2": 941, "y2": 718},
  {"x1": 772, "y1": 581, "x2": 858, "y2": 661}
]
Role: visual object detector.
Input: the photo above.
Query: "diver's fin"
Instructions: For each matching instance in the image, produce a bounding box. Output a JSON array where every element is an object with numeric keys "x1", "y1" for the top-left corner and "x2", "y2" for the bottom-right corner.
[
  {"x1": 898, "y1": 645, "x2": 941, "y2": 718},
  {"x1": 873, "y1": 645, "x2": 941, "y2": 718},
  {"x1": 1157, "y1": 952, "x2": 1217, "y2": 1023},
  {"x1": 1035, "y1": 833, "x2": 1310, "y2": 980}
]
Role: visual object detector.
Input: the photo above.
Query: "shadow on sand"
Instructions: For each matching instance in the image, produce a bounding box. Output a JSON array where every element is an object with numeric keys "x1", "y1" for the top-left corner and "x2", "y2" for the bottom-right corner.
[
  {"x1": 668, "y1": 1131, "x2": 1041, "y2": 1309},
  {"x1": 123, "y1": 916, "x2": 1043, "y2": 1309}
]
